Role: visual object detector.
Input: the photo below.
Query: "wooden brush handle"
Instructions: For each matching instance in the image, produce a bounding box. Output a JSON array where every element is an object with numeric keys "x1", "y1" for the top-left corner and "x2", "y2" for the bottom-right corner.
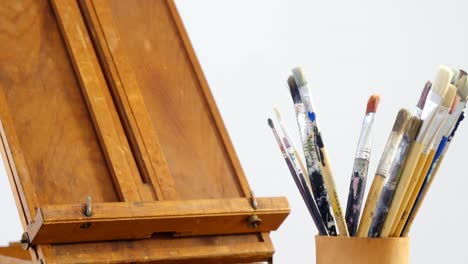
[
  {"x1": 294, "y1": 149, "x2": 312, "y2": 190},
  {"x1": 320, "y1": 148, "x2": 349, "y2": 236},
  {"x1": 380, "y1": 142, "x2": 423, "y2": 237},
  {"x1": 394, "y1": 151, "x2": 434, "y2": 236},
  {"x1": 389, "y1": 147, "x2": 426, "y2": 236},
  {"x1": 357, "y1": 175, "x2": 385, "y2": 237},
  {"x1": 401, "y1": 154, "x2": 445, "y2": 236}
]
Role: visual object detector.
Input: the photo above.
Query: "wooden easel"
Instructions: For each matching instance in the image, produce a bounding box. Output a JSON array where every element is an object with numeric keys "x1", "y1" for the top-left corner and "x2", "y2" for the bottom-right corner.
[{"x1": 0, "y1": 0, "x2": 289, "y2": 263}]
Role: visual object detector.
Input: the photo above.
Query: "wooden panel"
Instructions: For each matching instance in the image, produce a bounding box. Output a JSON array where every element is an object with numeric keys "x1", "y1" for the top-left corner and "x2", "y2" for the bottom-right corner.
[
  {"x1": 80, "y1": 0, "x2": 249, "y2": 200},
  {"x1": 0, "y1": 0, "x2": 126, "y2": 210},
  {"x1": 27, "y1": 197, "x2": 289, "y2": 244},
  {"x1": 78, "y1": 0, "x2": 179, "y2": 200},
  {"x1": 49, "y1": 0, "x2": 153, "y2": 202},
  {"x1": 41, "y1": 233, "x2": 273, "y2": 264},
  {"x1": 0, "y1": 0, "x2": 285, "y2": 262}
]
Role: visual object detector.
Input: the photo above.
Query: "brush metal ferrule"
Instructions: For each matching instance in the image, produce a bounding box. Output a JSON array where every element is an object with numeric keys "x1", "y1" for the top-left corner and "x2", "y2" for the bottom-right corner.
[
  {"x1": 376, "y1": 132, "x2": 403, "y2": 178},
  {"x1": 417, "y1": 98, "x2": 441, "y2": 143},
  {"x1": 385, "y1": 135, "x2": 412, "y2": 185},
  {"x1": 431, "y1": 114, "x2": 450, "y2": 151},
  {"x1": 355, "y1": 113, "x2": 375, "y2": 160},
  {"x1": 422, "y1": 106, "x2": 449, "y2": 153},
  {"x1": 444, "y1": 101, "x2": 465, "y2": 136},
  {"x1": 421, "y1": 91, "x2": 442, "y2": 120},
  {"x1": 413, "y1": 108, "x2": 423, "y2": 119}
]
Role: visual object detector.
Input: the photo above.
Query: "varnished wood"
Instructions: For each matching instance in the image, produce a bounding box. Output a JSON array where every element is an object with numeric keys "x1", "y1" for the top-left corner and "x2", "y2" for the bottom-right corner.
[
  {"x1": 81, "y1": 0, "x2": 247, "y2": 200},
  {"x1": 0, "y1": 243, "x2": 31, "y2": 261},
  {"x1": 166, "y1": 0, "x2": 253, "y2": 197},
  {"x1": 0, "y1": 0, "x2": 288, "y2": 262},
  {"x1": 0, "y1": 121, "x2": 29, "y2": 228},
  {"x1": 50, "y1": 0, "x2": 145, "y2": 202},
  {"x1": 0, "y1": 0, "x2": 124, "y2": 214},
  {"x1": 78, "y1": 0, "x2": 180, "y2": 201},
  {"x1": 38, "y1": 233, "x2": 273, "y2": 264},
  {"x1": 26, "y1": 197, "x2": 289, "y2": 244},
  {"x1": 0, "y1": 255, "x2": 31, "y2": 264}
]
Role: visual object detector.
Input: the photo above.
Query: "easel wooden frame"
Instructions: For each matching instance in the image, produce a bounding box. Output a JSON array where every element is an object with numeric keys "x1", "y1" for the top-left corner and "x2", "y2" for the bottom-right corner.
[{"x1": 0, "y1": 0, "x2": 289, "y2": 263}]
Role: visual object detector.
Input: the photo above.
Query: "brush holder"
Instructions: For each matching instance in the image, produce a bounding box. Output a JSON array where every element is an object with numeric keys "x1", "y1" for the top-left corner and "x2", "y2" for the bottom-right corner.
[{"x1": 315, "y1": 236, "x2": 409, "y2": 264}]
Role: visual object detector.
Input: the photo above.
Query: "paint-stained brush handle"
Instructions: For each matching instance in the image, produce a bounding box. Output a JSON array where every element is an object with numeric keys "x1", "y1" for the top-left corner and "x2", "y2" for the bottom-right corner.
[
  {"x1": 345, "y1": 158, "x2": 369, "y2": 236},
  {"x1": 268, "y1": 119, "x2": 328, "y2": 235},
  {"x1": 316, "y1": 132, "x2": 349, "y2": 236},
  {"x1": 345, "y1": 95, "x2": 380, "y2": 236}
]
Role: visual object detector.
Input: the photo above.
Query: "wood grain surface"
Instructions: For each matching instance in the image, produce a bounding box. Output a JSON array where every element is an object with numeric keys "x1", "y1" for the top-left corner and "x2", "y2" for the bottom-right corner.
[
  {"x1": 27, "y1": 197, "x2": 289, "y2": 244},
  {"x1": 81, "y1": 0, "x2": 249, "y2": 199},
  {"x1": 0, "y1": 0, "x2": 285, "y2": 262}
]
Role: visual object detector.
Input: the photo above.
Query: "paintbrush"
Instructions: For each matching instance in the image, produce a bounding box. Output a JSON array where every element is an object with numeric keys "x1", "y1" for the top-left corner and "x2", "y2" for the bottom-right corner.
[
  {"x1": 268, "y1": 118, "x2": 329, "y2": 235},
  {"x1": 357, "y1": 109, "x2": 411, "y2": 237},
  {"x1": 287, "y1": 76, "x2": 337, "y2": 235},
  {"x1": 368, "y1": 116, "x2": 422, "y2": 237},
  {"x1": 380, "y1": 82, "x2": 431, "y2": 237},
  {"x1": 394, "y1": 82, "x2": 456, "y2": 236},
  {"x1": 451, "y1": 69, "x2": 460, "y2": 85},
  {"x1": 401, "y1": 76, "x2": 468, "y2": 235},
  {"x1": 274, "y1": 107, "x2": 329, "y2": 232},
  {"x1": 274, "y1": 107, "x2": 311, "y2": 190},
  {"x1": 390, "y1": 66, "x2": 452, "y2": 236},
  {"x1": 292, "y1": 67, "x2": 349, "y2": 236},
  {"x1": 444, "y1": 76, "x2": 468, "y2": 136},
  {"x1": 345, "y1": 94, "x2": 380, "y2": 236}
]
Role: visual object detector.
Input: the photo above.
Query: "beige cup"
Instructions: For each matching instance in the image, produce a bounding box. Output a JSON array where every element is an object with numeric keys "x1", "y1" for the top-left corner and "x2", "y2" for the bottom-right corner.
[{"x1": 315, "y1": 236, "x2": 409, "y2": 264}]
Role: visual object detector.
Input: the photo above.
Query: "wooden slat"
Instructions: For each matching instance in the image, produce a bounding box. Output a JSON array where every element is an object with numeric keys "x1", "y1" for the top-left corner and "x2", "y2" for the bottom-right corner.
[
  {"x1": 50, "y1": 0, "x2": 142, "y2": 202},
  {"x1": 78, "y1": 0, "x2": 179, "y2": 200},
  {"x1": 27, "y1": 197, "x2": 289, "y2": 244},
  {"x1": 0, "y1": 89, "x2": 38, "y2": 224},
  {"x1": 40, "y1": 233, "x2": 274, "y2": 264},
  {"x1": 0, "y1": 120, "x2": 30, "y2": 228},
  {"x1": 81, "y1": 0, "x2": 247, "y2": 200},
  {"x1": 0, "y1": 0, "x2": 123, "y2": 208}
]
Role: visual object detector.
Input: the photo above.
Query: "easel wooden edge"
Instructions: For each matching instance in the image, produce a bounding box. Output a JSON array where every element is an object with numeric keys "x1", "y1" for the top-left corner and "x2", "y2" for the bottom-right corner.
[{"x1": 23, "y1": 197, "x2": 289, "y2": 245}]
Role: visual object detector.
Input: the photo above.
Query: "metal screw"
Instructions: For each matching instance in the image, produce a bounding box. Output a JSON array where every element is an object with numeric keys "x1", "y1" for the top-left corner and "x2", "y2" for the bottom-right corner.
[
  {"x1": 250, "y1": 190, "x2": 258, "y2": 210},
  {"x1": 20, "y1": 232, "x2": 30, "y2": 250},
  {"x1": 247, "y1": 215, "x2": 262, "y2": 229},
  {"x1": 84, "y1": 196, "x2": 92, "y2": 217}
]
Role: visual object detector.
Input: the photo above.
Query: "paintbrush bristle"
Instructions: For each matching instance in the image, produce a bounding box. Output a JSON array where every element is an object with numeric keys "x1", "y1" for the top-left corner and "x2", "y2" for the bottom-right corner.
[
  {"x1": 267, "y1": 118, "x2": 274, "y2": 128},
  {"x1": 292, "y1": 67, "x2": 308, "y2": 87},
  {"x1": 392, "y1": 109, "x2": 411, "y2": 134},
  {"x1": 273, "y1": 107, "x2": 281, "y2": 121},
  {"x1": 287, "y1": 76, "x2": 302, "y2": 104},
  {"x1": 442, "y1": 85, "x2": 457, "y2": 109},
  {"x1": 417, "y1": 81, "x2": 432, "y2": 110},
  {"x1": 366, "y1": 94, "x2": 381, "y2": 114},
  {"x1": 432, "y1": 66, "x2": 454, "y2": 97},
  {"x1": 456, "y1": 75, "x2": 468, "y2": 101},
  {"x1": 450, "y1": 95, "x2": 460, "y2": 114},
  {"x1": 406, "y1": 116, "x2": 423, "y2": 141}
]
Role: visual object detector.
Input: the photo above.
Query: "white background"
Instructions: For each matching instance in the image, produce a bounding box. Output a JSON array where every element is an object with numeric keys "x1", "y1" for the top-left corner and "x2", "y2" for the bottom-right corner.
[{"x1": 1, "y1": 0, "x2": 468, "y2": 263}]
